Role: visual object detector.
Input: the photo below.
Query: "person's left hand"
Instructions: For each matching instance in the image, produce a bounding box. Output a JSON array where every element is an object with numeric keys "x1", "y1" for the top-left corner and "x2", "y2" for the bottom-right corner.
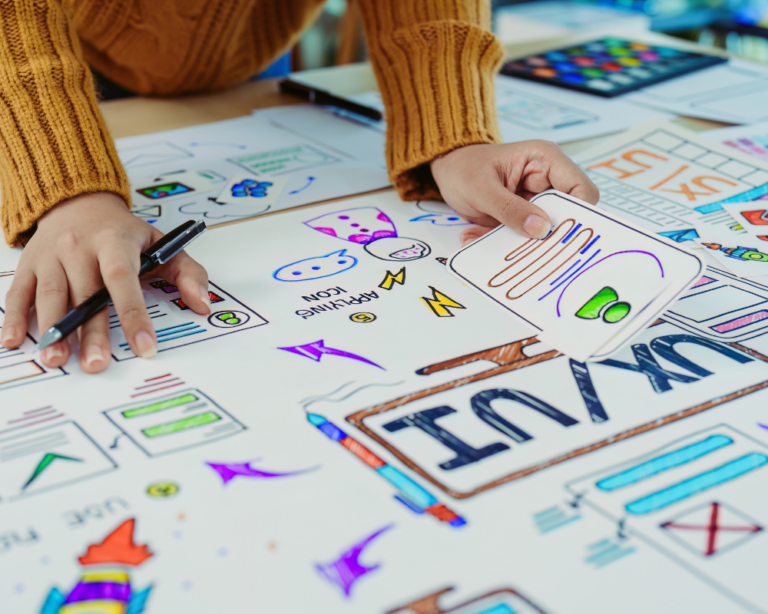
[{"x1": 429, "y1": 141, "x2": 599, "y2": 246}]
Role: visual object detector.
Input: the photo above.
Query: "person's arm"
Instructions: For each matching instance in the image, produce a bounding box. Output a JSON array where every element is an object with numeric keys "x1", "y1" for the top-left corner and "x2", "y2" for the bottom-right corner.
[
  {"x1": 0, "y1": 0, "x2": 209, "y2": 372},
  {"x1": 357, "y1": 0, "x2": 598, "y2": 243}
]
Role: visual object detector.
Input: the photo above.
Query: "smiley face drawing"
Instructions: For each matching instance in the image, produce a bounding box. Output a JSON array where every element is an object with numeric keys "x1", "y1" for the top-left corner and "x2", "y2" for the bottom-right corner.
[
  {"x1": 364, "y1": 236, "x2": 432, "y2": 261},
  {"x1": 273, "y1": 249, "x2": 359, "y2": 282}
]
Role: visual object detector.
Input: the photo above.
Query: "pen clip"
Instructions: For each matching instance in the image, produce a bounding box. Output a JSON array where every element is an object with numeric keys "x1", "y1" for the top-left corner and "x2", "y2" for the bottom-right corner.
[{"x1": 152, "y1": 220, "x2": 207, "y2": 265}]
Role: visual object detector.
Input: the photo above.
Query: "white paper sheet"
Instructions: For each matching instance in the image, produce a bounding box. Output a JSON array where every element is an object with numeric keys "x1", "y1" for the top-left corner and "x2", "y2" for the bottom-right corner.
[
  {"x1": 2, "y1": 191, "x2": 768, "y2": 614},
  {"x1": 625, "y1": 58, "x2": 768, "y2": 124},
  {"x1": 343, "y1": 76, "x2": 671, "y2": 147},
  {"x1": 117, "y1": 111, "x2": 390, "y2": 233}
]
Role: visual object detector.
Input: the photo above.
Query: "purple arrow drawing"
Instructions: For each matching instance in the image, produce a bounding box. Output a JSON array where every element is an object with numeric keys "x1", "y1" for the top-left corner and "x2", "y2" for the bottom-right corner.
[
  {"x1": 278, "y1": 339, "x2": 385, "y2": 370},
  {"x1": 206, "y1": 459, "x2": 318, "y2": 485},
  {"x1": 316, "y1": 524, "x2": 394, "y2": 597}
]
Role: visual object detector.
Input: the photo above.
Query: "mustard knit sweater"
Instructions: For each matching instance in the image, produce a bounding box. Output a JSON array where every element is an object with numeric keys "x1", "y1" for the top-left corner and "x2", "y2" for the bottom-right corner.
[{"x1": 0, "y1": 0, "x2": 504, "y2": 245}]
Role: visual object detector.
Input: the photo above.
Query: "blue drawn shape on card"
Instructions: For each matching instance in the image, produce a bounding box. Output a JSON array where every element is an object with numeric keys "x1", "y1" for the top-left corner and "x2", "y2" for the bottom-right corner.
[
  {"x1": 658, "y1": 228, "x2": 700, "y2": 243},
  {"x1": 695, "y1": 183, "x2": 768, "y2": 214},
  {"x1": 273, "y1": 249, "x2": 358, "y2": 282},
  {"x1": 231, "y1": 179, "x2": 273, "y2": 198},
  {"x1": 409, "y1": 214, "x2": 471, "y2": 227},
  {"x1": 596, "y1": 434, "x2": 733, "y2": 492},
  {"x1": 625, "y1": 453, "x2": 768, "y2": 515}
]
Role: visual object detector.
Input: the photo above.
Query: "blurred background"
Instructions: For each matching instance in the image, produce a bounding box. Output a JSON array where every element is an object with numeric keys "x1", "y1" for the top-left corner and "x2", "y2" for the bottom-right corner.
[{"x1": 295, "y1": 0, "x2": 768, "y2": 69}]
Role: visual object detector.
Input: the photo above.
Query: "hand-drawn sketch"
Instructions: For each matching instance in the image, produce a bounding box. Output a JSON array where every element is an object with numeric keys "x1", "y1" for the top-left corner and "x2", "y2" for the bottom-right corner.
[
  {"x1": 566, "y1": 424, "x2": 768, "y2": 613},
  {"x1": 117, "y1": 114, "x2": 391, "y2": 233},
  {"x1": 0, "y1": 273, "x2": 68, "y2": 392},
  {"x1": 379, "y1": 268, "x2": 406, "y2": 290},
  {"x1": 279, "y1": 340, "x2": 384, "y2": 370},
  {"x1": 420, "y1": 287, "x2": 467, "y2": 318},
  {"x1": 346, "y1": 324, "x2": 768, "y2": 499},
  {"x1": 117, "y1": 141, "x2": 193, "y2": 170},
  {"x1": 307, "y1": 412, "x2": 465, "y2": 527},
  {"x1": 663, "y1": 268, "x2": 768, "y2": 342},
  {"x1": 448, "y1": 191, "x2": 703, "y2": 361},
  {"x1": 40, "y1": 518, "x2": 153, "y2": 614},
  {"x1": 206, "y1": 459, "x2": 317, "y2": 484},
  {"x1": 305, "y1": 206, "x2": 432, "y2": 262},
  {"x1": 103, "y1": 388, "x2": 245, "y2": 457},
  {"x1": 0, "y1": 420, "x2": 116, "y2": 502},
  {"x1": 387, "y1": 586, "x2": 550, "y2": 614},
  {"x1": 228, "y1": 144, "x2": 339, "y2": 176},
  {"x1": 273, "y1": 249, "x2": 358, "y2": 282},
  {"x1": 108, "y1": 279, "x2": 267, "y2": 360},
  {"x1": 577, "y1": 120, "x2": 768, "y2": 233},
  {"x1": 316, "y1": 524, "x2": 393, "y2": 598},
  {"x1": 409, "y1": 202, "x2": 471, "y2": 227}
]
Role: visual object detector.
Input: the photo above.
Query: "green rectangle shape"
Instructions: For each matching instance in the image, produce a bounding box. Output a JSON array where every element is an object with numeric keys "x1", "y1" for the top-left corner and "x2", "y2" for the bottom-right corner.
[
  {"x1": 122, "y1": 394, "x2": 198, "y2": 418},
  {"x1": 142, "y1": 412, "x2": 220, "y2": 438}
]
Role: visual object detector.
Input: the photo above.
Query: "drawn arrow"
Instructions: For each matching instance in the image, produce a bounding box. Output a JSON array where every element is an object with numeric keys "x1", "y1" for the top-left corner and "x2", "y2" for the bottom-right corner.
[
  {"x1": 23, "y1": 453, "x2": 83, "y2": 490},
  {"x1": 206, "y1": 459, "x2": 318, "y2": 485}
]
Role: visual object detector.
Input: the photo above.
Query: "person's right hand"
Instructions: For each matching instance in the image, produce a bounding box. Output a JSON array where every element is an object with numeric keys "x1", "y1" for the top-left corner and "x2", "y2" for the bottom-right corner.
[{"x1": 0, "y1": 192, "x2": 211, "y2": 374}]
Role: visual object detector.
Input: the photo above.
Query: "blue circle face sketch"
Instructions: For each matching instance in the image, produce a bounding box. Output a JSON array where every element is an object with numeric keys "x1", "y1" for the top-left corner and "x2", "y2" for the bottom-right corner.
[{"x1": 273, "y1": 249, "x2": 359, "y2": 282}]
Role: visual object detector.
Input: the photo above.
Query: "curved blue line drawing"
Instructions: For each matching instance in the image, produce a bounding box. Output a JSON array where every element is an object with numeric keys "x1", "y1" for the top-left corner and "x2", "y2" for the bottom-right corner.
[
  {"x1": 290, "y1": 176, "x2": 316, "y2": 195},
  {"x1": 409, "y1": 213, "x2": 472, "y2": 226},
  {"x1": 272, "y1": 249, "x2": 358, "y2": 282},
  {"x1": 555, "y1": 250, "x2": 665, "y2": 317}
]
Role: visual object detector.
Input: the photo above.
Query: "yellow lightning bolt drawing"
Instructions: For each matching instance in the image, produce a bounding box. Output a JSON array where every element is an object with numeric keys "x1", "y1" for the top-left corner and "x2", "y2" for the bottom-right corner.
[
  {"x1": 420, "y1": 286, "x2": 466, "y2": 317},
  {"x1": 378, "y1": 267, "x2": 406, "y2": 290}
]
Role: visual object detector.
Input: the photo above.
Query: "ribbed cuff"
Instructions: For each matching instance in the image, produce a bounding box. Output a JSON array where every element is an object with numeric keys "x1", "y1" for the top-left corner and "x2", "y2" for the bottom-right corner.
[
  {"x1": 377, "y1": 21, "x2": 504, "y2": 200},
  {"x1": 0, "y1": 0, "x2": 132, "y2": 246},
  {"x1": 0, "y1": 125, "x2": 132, "y2": 245}
]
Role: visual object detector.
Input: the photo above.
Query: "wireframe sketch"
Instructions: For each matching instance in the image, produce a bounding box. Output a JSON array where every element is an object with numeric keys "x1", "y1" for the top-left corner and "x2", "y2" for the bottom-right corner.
[
  {"x1": 108, "y1": 279, "x2": 267, "y2": 360},
  {"x1": 566, "y1": 424, "x2": 768, "y2": 613},
  {"x1": 103, "y1": 388, "x2": 245, "y2": 457},
  {"x1": 228, "y1": 143, "x2": 339, "y2": 176},
  {"x1": 117, "y1": 141, "x2": 194, "y2": 170},
  {"x1": 578, "y1": 122, "x2": 768, "y2": 232},
  {"x1": 387, "y1": 585, "x2": 550, "y2": 614},
  {"x1": 0, "y1": 419, "x2": 116, "y2": 502},
  {"x1": 663, "y1": 268, "x2": 768, "y2": 342},
  {"x1": 0, "y1": 273, "x2": 67, "y2": 392}
]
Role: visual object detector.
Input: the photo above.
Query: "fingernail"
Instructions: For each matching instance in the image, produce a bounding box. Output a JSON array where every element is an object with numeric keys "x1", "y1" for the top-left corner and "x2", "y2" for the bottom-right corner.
[
  {"x1": 0, "y1": 325, "x2": 15, "y2": 344},
  {"x1": 200, "y1": 286, "x2": 212, "y2": 314},
  {"x1": 134, "y1": 331, "x2": 157, "y2": 359},
  {"x1": 523, "y1": 214, "x2": 550, "y2": 240},
  {"x1": 43, "y1": 345, "x2": 64, "y2": 362},
  {"x1": 85, "y1": 345, "x2": 105, "y2": 368}
]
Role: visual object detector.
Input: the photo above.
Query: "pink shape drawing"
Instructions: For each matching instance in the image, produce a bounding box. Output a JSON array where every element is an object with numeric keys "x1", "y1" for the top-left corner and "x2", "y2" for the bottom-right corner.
[{"x1": 305, "y1": 207, "x2": 397, "y2": 244}]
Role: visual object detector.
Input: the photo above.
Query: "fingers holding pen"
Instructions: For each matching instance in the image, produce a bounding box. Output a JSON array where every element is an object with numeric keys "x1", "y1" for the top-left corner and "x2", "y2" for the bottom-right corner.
[
  {"x1": 62, "y1": 254, "x2": 112, "y2": 374},
  {"x1": 99, "y1": 244, "x2": 157, "y2": 360}
]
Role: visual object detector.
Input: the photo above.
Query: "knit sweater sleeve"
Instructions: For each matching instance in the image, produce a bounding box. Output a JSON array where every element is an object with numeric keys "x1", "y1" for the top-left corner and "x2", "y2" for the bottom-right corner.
[
  {"x1": 0, "y1": 0, "x2": 130, "y2": 245},
  {"x1": 356, "y1": 0, "x2": 505, "y2": 201}
]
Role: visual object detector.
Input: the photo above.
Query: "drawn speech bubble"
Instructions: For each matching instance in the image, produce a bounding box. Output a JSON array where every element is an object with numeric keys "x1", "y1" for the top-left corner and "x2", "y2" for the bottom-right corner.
[{"x1": 273, "y1": 249, "x2": 359, "y2": 282}]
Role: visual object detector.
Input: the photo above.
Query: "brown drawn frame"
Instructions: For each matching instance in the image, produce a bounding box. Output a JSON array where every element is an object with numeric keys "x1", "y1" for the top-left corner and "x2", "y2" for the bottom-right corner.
[{"x1": 346, "y1": 334, "x2": 768, "y2": 500}]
